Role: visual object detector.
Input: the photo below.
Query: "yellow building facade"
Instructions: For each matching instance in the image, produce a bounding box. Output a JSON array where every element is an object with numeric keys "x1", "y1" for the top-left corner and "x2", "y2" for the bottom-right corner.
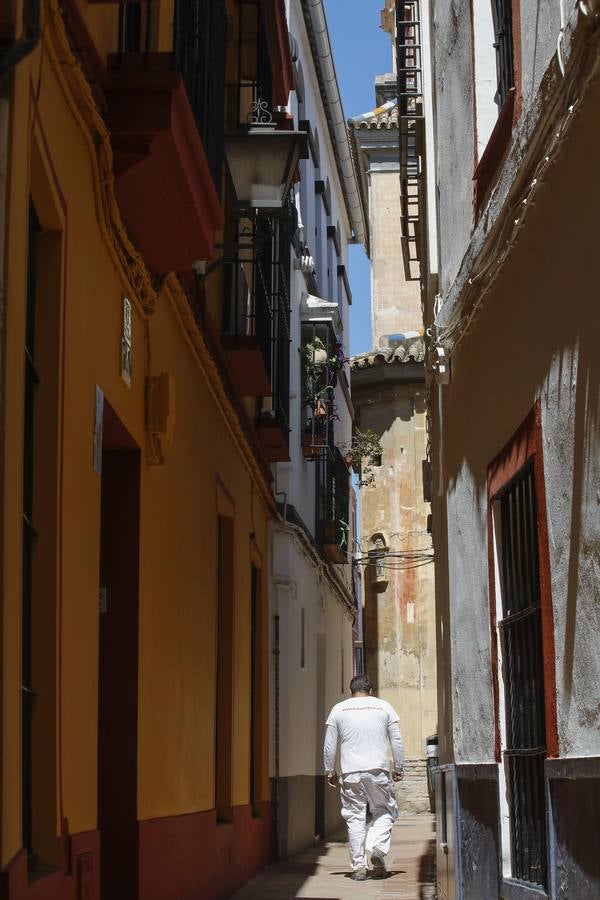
[{"x1": 0, "y1": 0, "x2": 295, "y2": 897}]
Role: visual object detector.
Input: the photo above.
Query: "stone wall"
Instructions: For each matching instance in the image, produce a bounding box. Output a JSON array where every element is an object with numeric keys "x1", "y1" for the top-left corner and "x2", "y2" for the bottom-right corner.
[{"x1": 397, "y1": 758, "x2": 434, "y2": 815}]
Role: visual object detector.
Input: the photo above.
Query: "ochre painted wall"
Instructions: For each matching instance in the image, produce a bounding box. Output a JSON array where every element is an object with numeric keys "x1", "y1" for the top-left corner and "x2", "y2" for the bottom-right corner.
[{"x1": 2, "y1": 2, "x2": 271, "y2": 872}]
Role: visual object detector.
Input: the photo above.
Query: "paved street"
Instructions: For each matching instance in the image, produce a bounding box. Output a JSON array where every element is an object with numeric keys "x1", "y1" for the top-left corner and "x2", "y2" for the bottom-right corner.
[{"x1": 232, "y1": 814, "x2": 436, "y2": 900}]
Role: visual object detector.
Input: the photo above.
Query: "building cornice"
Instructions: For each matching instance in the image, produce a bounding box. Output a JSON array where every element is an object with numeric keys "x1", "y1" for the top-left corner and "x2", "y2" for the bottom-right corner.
[{"x1": 299, "y1": 0, "x2": 366, "y2": 245}]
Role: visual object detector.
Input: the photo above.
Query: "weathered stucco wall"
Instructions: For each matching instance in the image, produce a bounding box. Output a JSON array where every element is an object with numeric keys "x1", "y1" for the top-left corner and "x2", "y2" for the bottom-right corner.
[
  {"x1": 357, "y1": 380, "x2": 437, "y2": 761},
  {"x1": 435, "y1": 70, "x2": 600, "y2": 763},
  {"x1": 430, "y1": 0, "x2": 475, "y2": 297},
  {"x1": 370, "y1": 170, "x2": 423, "y2": 342}
]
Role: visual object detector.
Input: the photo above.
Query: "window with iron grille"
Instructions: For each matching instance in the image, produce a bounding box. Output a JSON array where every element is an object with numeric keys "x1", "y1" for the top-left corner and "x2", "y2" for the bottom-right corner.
[
  {"x1": 316, "y1": 448, "x2": 350, "y2": 563},
  {"x1": 495, "y1": 460, "x2": 548, "y2": 888},
  {"x1": 173, "y1": 0, "x2": 228, "y2": 189},
  {"x1": 300, "y1": 321, "x2": 342, "y2": 459},
  {"x1": 491, "y1": 0, "x2": 515, "y2": 108},
  {"x1": 226, "y1": 0, "x2": 272, "y2": 129},
  {"x1": 222, "y1": 194, "x2": 294, "y2": 444}
]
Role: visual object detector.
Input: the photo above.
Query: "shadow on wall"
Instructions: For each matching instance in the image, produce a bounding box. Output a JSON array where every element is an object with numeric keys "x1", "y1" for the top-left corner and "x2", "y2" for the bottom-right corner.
[
  {"x1": 419, "y1": 837, "x2": 437, "y2": 898},
  {"x1": 440, "y1": 65, "x2": 600, "y2": 751}
]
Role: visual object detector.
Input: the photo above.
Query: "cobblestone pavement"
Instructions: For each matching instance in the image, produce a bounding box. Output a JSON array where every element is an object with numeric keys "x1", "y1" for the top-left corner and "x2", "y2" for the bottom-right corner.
[{"x1": 232, "y1": 814, "x2": 436, "y2": 900}]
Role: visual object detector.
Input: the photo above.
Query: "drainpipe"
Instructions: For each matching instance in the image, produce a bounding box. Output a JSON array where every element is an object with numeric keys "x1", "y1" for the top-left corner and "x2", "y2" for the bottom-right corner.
[
  {"x1": 0, "y1": 0, "x2": 42, "y2": 83},
  {"x1": 303, "y1": 0, "x2": 366, "y2": 245}
]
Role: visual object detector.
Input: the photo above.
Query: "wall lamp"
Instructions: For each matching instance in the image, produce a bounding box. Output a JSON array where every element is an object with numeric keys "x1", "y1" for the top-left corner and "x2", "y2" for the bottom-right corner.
[{"x1": 224, "y1": 100, "x2": 309, "y2": 213}]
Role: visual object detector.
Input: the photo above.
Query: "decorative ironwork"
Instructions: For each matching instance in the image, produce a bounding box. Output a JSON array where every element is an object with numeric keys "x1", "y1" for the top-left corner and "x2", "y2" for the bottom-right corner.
[
  {"x1": 222, "y1": 194, "x2": 295, "y2": 448},
  {"x1": 226, "y1": 0, "x2": 272, "y2": 128},
  {"x1": 248, "y1": 98, "x2": 273, "y2": 126},
  {"x1": 496, "y1": 461, "x2": 548, "y2": 888}
]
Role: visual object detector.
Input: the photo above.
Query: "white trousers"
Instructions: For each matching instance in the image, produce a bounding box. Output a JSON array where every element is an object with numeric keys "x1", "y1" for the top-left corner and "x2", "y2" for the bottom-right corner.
[{"x1": 339, "y1": 770, "x2": 398, "y2": 871}]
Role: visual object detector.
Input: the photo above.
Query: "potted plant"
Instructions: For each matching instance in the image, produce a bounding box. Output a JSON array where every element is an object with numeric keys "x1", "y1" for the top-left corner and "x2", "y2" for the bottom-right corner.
[{"x1": 338, "y1": 428, "x2": 383, "y2": 487}]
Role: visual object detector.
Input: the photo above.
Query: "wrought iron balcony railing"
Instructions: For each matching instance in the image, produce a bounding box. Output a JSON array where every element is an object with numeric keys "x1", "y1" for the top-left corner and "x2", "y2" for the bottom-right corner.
[
  {"x1": 174, "y1": 0, "x2": 228, "y2": 190},
  {"x1": 300, "y1": 321, "x2": 343, "y2": 460},
  {"x1": 222, "y1": 195, "x2": 295, "y2": 451},
  {"x1": 316, "y1": 447, "x2": 351, "y2": 564}
]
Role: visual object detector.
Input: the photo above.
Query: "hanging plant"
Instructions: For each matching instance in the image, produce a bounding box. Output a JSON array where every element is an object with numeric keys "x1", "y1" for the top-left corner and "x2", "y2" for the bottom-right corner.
[
  {"x1": 303, "y1": 336, "x2": 347, "y2": 382},
  {"x1": 338, "y1": 428, "x2": 383, "y2": 487}
]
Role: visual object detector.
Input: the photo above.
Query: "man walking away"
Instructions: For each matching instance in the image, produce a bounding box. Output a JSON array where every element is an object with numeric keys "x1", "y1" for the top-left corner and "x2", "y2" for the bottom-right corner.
[{"x1": 323, "y1": 674, "x2": 404, "y2": 881}]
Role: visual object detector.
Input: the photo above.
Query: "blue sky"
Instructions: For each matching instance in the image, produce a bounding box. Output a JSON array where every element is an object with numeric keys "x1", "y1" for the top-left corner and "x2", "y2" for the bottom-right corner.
[{"x1": 323, "y1": 0, "x2": 392, "y2": 356}]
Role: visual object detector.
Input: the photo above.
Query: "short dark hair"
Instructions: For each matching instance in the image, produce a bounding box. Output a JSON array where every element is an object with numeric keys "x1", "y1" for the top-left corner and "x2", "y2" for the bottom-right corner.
[{"x1": 350, "y1": 674, "x2": 373, "y2": 695}]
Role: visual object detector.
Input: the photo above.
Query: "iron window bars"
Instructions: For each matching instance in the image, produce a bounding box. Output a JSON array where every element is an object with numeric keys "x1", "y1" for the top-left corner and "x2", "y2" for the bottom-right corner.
[
  {"x1": 396, "y1": 0, "x2": 423, "y2": 279},
  {"x1": 496, "y1": 460, "x2": 548, "y2": 888},
  {"x1": 173, "y1": 0, "x2": 228, "y2": 190},
  {"x1": 492, "y1": 0, "x2": 515, "y2": 109},
  {"x1": 226, "y1": 0, "x2": 273, "y2": 129},
  {"x1": 316, "y1": 447, "x2": 350, "y2": 563},
  {"x1": 300, "y1": 321, "x2": 340, "y2": 460},
  {"x1": 222, "y1": 194, "x2": 295, "y2": 447}
]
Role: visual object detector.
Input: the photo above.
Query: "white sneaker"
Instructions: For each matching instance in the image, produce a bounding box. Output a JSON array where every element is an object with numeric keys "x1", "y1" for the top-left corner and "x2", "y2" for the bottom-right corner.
[
  {"x1": 352, "y1": 867, "x2": 367, "y2": 881},
  {"x1": 370, "y1": 848, "x2": 387, "y2": 877}
]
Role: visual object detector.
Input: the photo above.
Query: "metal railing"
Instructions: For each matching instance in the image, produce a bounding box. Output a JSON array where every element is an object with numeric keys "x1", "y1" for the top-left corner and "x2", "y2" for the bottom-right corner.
[
  {"x1": 225, "y1": 0, "x2": 272, "y2": 128},
  {"x1": 497, "y1": 461, "x2": 548, "y2": 888},
  {"x1": 222, "y1": 196, "x2": 295, "y2": 447},
  {"x1": 300, "y1": 322, "x2": 340, "y2": 459},
  {"x1": 316, "y1": 448, "x2": 350, "y2": 562},
  {"x1": 492, "y1": 0, "x2": 515, "y2": 108},
  {"x1": 396, "y1": 0, "x2": 423, "y2": 279},
  {"x1": 173, "y1": 0, "x2": 228, "y2": 189}
]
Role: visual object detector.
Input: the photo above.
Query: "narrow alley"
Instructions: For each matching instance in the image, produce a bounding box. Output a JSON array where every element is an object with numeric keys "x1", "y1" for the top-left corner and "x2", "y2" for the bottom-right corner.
[{"x1": 231, "y1": 815, "x2": 436, "y2": 900}]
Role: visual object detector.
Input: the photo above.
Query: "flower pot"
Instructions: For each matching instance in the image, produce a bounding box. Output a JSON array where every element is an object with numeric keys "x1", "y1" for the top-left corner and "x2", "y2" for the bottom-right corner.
[{"x1": 311, "y1": 347, "x2": 328, "y2": 368}]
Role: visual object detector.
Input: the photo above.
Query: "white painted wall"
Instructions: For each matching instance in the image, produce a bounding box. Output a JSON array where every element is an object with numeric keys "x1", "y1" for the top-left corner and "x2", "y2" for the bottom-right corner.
[
  {"x1": 472, "y1": 0, "x2": 499, "y2": 160},
  {"x1": 268, "y1": 0, "x2": 360, "y2": 795}
]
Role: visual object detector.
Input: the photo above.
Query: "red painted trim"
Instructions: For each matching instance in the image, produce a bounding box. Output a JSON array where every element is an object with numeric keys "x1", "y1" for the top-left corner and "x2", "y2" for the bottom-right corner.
[
  {"x1": 0, "y1": 830, "x2": 100, "y2": 900},
  {"x1": 487, "y1": 500, "x2": 502, "y2": 762},
  {"x1": 260, "y1": 0, "x2": 295, "y2": 107},
  {"x1": 531, "y1": 403, "x2": 559, "y2": 758},
  {"x1": 105, "y1": 63, "x2": 224, "y2": 273},
  {"x1": 473, "y1": 88, "x2": 515, "y2": 217},
  {"x1": 486, "y1": 402, "x2": 559, "y2": 762},
  {"x1": 138, "y1": 803, "x2": 271, "y2": 900}
]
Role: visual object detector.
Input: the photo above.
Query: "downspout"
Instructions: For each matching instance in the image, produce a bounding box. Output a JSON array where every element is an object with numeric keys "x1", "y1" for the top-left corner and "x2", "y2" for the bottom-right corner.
[
  {"x1": 303, "y1": 0, "x2": 366, "y2": 245},
  {"x1": 0, "y1": 0, "x2": 42, "y2": 83}
]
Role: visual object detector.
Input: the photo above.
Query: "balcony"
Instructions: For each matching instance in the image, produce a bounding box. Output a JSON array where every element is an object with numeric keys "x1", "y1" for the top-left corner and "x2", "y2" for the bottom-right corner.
[
  {"x1": 316, "y1": 448, "x2": 351, "y2": 564},
  {"x1": 104, "y1": 0, "x2": 228, "y2": 274},
  {"x1": 300, "y1": 296, "x2": 344, "y2": 460},
  {"x1": 222, "y1": 198, "x2": 295, "y2": 462}
]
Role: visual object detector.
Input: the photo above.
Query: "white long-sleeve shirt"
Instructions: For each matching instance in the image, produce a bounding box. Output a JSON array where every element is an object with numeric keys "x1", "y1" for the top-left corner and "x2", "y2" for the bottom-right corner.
[{"x1": 323, "y1": 696, "x2": 404, "y2": 774}]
